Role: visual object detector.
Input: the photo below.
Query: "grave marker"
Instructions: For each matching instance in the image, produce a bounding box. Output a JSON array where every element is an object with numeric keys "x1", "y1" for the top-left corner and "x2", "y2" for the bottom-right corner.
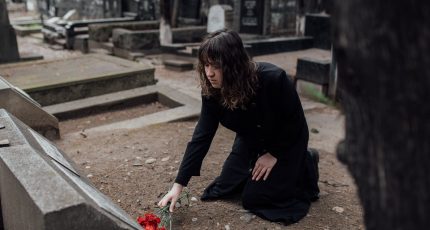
[
  {"x1": 0, "y1": 76, "x2": 59, "y2": 139},
  {"x1": 239, "y1": 0, "x2": 265, "y2": 34},
  {"x1": 0, "y1": 109, "x2": 141, "y2": 230},
  {"x1": 0, "y1": 0, "x2": 20, "y2": 63},
  {"x1": 207, "y1": 4, "x2": 233, "y2": 33}
]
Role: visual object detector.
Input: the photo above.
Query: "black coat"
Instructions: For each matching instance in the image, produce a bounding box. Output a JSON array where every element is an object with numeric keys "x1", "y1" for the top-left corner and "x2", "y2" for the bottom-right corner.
[{"x1": 175, "y1": 62, "x2": 309, "y2": 186}]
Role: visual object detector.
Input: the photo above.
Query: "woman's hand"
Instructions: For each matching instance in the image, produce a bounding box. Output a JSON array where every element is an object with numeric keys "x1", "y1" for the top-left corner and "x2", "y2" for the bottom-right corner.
[
  {"x1": 158, "y1": 183, "x2": 184, "y2": 212},
  {"x1": 252, "y1": 153, "x2": 277, "y2": 181}
]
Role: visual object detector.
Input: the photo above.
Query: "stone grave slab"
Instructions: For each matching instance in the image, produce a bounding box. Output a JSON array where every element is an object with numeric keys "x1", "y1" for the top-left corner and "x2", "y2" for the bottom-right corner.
[
  {"x1": 0, "y1": 109, "x2": 141, "y2": 230},
  {"x1": 163, "y1": 59, "x2": 194, "y2": 71},
  {"x1": 0, "y1": 76, "x2": 59, "y2": 139},
  {"x1": 12, "y1": 21, "x2": 42, "y2": 36},
  {"x1": 244, "y1": 36, "x2": 314, "y2": 56},
  {"x1": 294, "y1": 57, "x2": 331, "y2": 96},
  {"x1": 42, "y1": 84, "x2": 201, "y2": 136},
  {"x1": 113, "y1": 26, "x2": 206, "y2": 52},
  {"x1": 89, "y1": 20, "x2": 159, "y2": 42},
  {"x1": 0, "y1": 54, "x2": 156, "y2": 106}
]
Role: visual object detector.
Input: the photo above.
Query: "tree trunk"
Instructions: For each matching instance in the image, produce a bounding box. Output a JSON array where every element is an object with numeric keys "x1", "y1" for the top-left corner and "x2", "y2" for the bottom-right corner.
[{"x1": 332, "y1": 1, "x2": 430, "y2": 229}]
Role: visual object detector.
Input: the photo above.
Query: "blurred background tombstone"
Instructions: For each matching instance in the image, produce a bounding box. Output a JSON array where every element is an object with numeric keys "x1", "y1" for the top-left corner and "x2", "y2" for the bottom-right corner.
[
  {"x1": 26, "y1": 0, "x2": 38, "y2": 11},
  {"x1": 207, "y1": 4, "x2": 233, "y2": 33},
  {"x1": 239, "y1": 0, "x2": 265, "y2": 34}
]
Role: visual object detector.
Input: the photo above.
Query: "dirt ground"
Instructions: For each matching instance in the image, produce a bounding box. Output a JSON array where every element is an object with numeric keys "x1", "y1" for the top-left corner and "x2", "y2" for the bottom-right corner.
[
  {"x1": 53, "y1": 65, "x2": 362, "y2": 230},
  {"x1": 54, "y1": 103, "x2": 364, "y2": 230},
  {"x1": 6, "y1": 5, "x2": 364, "y2": 229}
]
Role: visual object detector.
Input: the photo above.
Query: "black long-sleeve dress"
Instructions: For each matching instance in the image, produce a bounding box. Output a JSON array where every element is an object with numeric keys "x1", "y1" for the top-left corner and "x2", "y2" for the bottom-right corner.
[{"x1": 175, "y1": 62, "x2": 319, "y2": 224}]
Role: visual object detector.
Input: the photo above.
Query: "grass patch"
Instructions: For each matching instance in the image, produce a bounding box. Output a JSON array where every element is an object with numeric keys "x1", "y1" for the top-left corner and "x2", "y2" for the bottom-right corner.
[{"x1": 303, "y1": 84, "x2": 335, "y2": 106}]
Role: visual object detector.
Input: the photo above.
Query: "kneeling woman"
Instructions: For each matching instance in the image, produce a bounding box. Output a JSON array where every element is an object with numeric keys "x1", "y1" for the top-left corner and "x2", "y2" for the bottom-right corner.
[{"x1": 158, "y1": 29, "x2": 319, "y2": 225}]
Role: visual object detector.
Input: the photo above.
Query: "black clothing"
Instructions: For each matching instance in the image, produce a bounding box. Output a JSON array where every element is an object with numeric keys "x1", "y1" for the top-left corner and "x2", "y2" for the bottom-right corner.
[{"x1": 175, "y1": 62, "x2": 319, "y2": 224}]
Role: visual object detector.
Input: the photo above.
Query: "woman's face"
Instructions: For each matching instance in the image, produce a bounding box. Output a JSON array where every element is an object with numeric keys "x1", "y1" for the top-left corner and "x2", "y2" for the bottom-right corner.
[{"x1": 204, "y1": 62, "x2": 223, "y2": 88}]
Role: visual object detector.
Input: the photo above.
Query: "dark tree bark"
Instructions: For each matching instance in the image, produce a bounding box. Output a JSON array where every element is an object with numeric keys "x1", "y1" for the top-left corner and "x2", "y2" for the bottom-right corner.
[{"x1": 332, "y1": 1, "x2": 430, "y2": 229}]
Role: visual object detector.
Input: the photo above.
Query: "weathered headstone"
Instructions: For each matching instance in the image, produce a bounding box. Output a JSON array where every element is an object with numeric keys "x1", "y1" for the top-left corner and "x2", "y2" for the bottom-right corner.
[
  {"x1": 0, "y1": 0, "x2": 20, "y2": 64},
  {"x1": 270, "y1": 0, "x2": 297, "y2": 35},
  {"x1": 0, "y1": 76, "x2": 59, "y2": 139},
  {"x1": 0, "y1": 109, "x2": 141, "y2": 230},
  {"x1": 239, "y1": 0, "x2": 265, "y2": 34},
  {"x1": 26, "y1": 0, "x2": 39, "y2": 11},
  {"x1": 207, "y1": 4, "x2": 233, "y2": 33},
  {"x1": 136, "y1": 0, "x2": 156, "y2": 20}
]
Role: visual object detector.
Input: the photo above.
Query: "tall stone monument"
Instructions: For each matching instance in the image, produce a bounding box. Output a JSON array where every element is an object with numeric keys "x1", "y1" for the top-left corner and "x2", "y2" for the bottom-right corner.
[{"x1": 0, "y1": 0, "x2": 20, "y2": 64}]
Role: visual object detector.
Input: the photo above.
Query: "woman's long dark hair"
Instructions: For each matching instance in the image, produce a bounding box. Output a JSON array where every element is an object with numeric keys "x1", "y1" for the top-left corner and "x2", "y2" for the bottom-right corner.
[{"x1": 197, "y1": 29, "x2": 258, "y2": 110}]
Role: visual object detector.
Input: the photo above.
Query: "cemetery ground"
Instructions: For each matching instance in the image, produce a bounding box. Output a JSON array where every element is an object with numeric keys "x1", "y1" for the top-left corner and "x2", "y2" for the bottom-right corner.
[{"x1": 14, "y1": 34, "x2": 363, "y2": 230}]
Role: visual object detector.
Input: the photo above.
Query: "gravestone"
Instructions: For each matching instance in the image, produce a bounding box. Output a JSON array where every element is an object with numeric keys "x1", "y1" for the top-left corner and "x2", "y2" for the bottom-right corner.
[
  {"x1": 180, "y1": 0, "x2": 201, "y2": 19},
  {"x1": 0, "y1": 76, "x2": 59, "y2": 139},
  {"x1": 113, "y1": 26, "x2": 206, "y2": 51},
  {"x1": 177, "y1": 0, "x2": 201, "y2": 25},
  {"x1": 0, "y1": 109, "x2": 141, "y2": 230},
  {"x1": 137, "y1": 0, "x2": 156, "y2": 20},
  {"x1": 270, "y1": 0, "x2": 297, "y2": 35},
  {"x1": 239, "y1": 0, "x2": 265, "y2": 34},
  {"x1": 207, "y1": 4, "x2": 233, "y2": 33},
  {"x1": 304, "y1": 14, "x2": 331, "y2": 50},
  {"x1": 26, "y1": 0, "x2": 39, "y2": 11},
  {"x1": 0, "y1": 0, "x2": 20, "y2": 64}
]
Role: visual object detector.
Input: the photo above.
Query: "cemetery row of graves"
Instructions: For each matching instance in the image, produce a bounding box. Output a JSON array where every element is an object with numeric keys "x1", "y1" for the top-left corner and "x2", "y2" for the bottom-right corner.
[{"x1": 0, "y1": 1, "x2": 359, "y2": 229}]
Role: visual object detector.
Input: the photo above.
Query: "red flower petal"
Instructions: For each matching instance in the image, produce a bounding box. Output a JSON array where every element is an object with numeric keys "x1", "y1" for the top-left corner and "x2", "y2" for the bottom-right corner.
[{"x1": 137, "y1": 216, "x2": 145, "y2": 226}]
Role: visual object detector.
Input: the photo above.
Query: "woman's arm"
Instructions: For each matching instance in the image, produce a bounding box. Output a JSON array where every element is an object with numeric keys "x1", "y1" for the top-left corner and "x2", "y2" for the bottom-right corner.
[
  {"x1": 174, "y1": 96, "x2": 220, "y2": 186},
  {"x1": 159, "y1": 96, "x2": 220, "y2": 211}
]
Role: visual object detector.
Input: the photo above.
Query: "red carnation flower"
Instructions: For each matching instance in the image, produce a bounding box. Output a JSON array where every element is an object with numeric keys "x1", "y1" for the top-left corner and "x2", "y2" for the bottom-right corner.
[{"x1": 137, "y1": 213, "x2": 163, "y2": 230}]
